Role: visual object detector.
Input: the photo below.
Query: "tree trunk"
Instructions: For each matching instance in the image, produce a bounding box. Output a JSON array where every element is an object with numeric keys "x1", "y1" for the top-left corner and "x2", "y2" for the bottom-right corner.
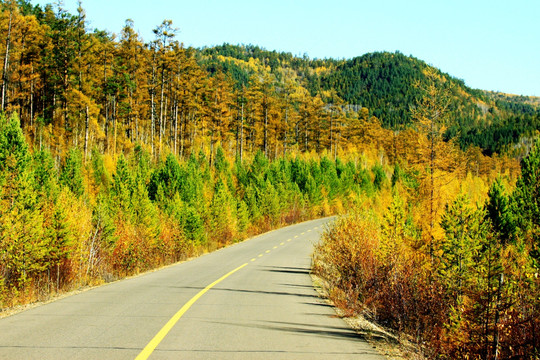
[
  {"x1": 150, "y1": 51, "x2": 156, "y2": 157},
  {"x1": 174, "y1": 101, "x2": 178, "y2": 155},
  {"x1": 113, "y1": 97, "x2": 117, "y2": 155},
  {"x1": 30, "y1": 67, "x2": 34, "y2": 127},
  {"x1": 84, "y1": 105, "x2": 89, "y2": 162},
  {"x1": 304, "y1": 117, "x2": 308, "y2": 152},
  {"x1": 493, "y1": 273, "x2": 504, "y2": 360},
  {"x1": 430, "y1": 121, "x2": 435, "y2": 259},
  {"x1": 283, "y1": 108, "x2": 288, "y2": 157},
  {"x1": 264, "y1": 104, "x2": 268, "y2": 157},
  {"x1": 159, "y1": 65, "x2": 165, "y2": 158},
  {"x1": 1, "y1": 10, "x2": 12, "y2": 111},
  {"x1": 240, "y1": 102, "x2": 244, "y2": 162},
  {"x1": 180, "y1": 110, "x2": 185, "y2": 158},
  {"x1": 128, "y1": 89, "x2": 133, "y2": 141}
]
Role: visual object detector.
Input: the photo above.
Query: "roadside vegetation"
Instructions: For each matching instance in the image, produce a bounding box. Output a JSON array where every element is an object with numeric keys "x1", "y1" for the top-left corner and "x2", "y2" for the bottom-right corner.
[
  {"x1": 313, "y1": 77, "x2": 539, "y2": 359},
  {"x1": 0, "y1": 110, "x2": 382, "y2": 309}
]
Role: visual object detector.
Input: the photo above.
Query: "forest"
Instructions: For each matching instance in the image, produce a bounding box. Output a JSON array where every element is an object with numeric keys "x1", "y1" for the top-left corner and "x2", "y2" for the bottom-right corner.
[
  {"x1": 0, "y1": 1, "x2": 539, "y2": 358},
  {"x1": 312, "y1": 77, "x2": 540, "y2": 358}
]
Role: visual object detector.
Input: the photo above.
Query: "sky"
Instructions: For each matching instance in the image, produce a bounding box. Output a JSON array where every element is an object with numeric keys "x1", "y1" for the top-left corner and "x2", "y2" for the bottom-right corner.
[{"x1": 32, "y1": 0, "x2": 540, "y2": 96}]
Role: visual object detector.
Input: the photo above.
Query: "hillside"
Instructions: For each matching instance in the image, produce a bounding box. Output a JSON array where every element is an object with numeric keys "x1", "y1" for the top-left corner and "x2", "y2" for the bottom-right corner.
[
  {"x1": 0, "y1": 0, "x2": 538, "y2": 157},
  {"x1": 484, "y1": 91, "x2": 540, "y2": 108},
  {"x1": 200, "y1": 45, "x2": 540, "y2": 155}
]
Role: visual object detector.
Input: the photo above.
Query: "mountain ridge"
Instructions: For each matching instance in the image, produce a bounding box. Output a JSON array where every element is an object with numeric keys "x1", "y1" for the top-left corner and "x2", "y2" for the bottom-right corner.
[{"x1": 200, "y1": 44, "x2": 539, "y2": 155}]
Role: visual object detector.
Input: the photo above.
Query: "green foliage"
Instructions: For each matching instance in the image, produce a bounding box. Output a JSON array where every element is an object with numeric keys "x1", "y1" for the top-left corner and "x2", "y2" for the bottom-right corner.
[
  {"x1": 381, "y1": 191, "x2": 407, "y2": 244},
  {"x1": 214, "y1": 146, "x2": 228, "y2": 173},
  {"x1": 372, "y1": 164, "x2": 386, "y2": 190},
  {"x1": 91, "y1": 148, "x2": 111, "y2": 191},
  {"x1": 149, "y1": 154, "x2": 182, "y2": 201},
  {"x1": 33, "y1": 149, "x2": 57, "y2": 197},
  {"x1": 259, "y1": 179, "x2": 281, "y2": 222},
  {"x1": 0, "y1": 113, "x2": 30, "y2": 177},
  {"x1": 92, "y1": 193, "x2": 117, "y2": 249},
  {"x1": 131, "y1": 174, "x2": 158, "y2": 237},
  {"x1": 44, "y1": 189, "x2": 74, "y2": 284},
  {"x1": 485, "y1": 178, "x2": 515, "y2": 243},
  {"x1": 320, "y1": 52, "x2": 427, "y2": 127},
  {"x1": 0, "y1": 171, "x2": 46, "y2": 287},
  {"x1": 511, "y1": 139, "x2": 540, "y2": 262},
  {"x1": 111, "y1": 155, "x2": 133, "y2": 216},
  {"x1": 59, "y1": 148, "x2": 84, "y2": 197},
  {"x1": 182, "y1": 205, "x2": 206, "y2": 246},
  {"x1": 391, "y1": 162, "x2": 402, "y2": 187},
  {"x1": 356, "y1": 168, "x2": 373, "y2": 194},
  {"x1": 439, "y1": 194, "x2": 486, "y2": 296},
  {"x1": 236, "y1": 200, "x2": 250, "y2": 234},
  {"x1": 304, "y1": 174, "x2": 321, "y2": 204}
]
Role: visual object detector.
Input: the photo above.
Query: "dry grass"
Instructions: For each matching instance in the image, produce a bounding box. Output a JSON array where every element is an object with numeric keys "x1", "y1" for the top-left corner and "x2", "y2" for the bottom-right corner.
[{"x1": 311, "y1": 273, "x2": 425, "y2": 360}]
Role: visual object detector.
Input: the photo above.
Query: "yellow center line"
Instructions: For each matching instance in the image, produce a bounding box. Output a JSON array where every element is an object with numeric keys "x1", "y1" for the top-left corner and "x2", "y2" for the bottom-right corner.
[
  {"x1": 258, "y1": 254, "x2": 264, "y2": 257},
  {"x1": 280, "y1": 242, "x2": 285, "y2": 245},
  {"x1": 251, "y1": 258, "x2": 256, "y2": 262},
  {"x1": 265, "y1": 250, "x2": 271, "y2": 254},
  {"x1": 301, "y1": 232, "x2": 305, "y2": 235},
  {"x1": 307, "y1": 229, "x2": 311, "y2": 232},
  {"x1": 135, "y1": 262, "x2": 248, "y2": 360},
  {"x1": 273, "y1": 246, "x2": 278, "y2": 249},
  {"x1": 294, "y1": 236, "x2": 298, "y2": 239}
]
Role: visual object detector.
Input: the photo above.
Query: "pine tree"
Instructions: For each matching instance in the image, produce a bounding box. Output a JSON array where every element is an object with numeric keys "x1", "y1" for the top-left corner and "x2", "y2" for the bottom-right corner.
[
  {"x1": 59, "y1": 148, "x2": 84, "y2": 197},
  {"x1": 32, "y1": 148, "x2": 57, "y2": 197},
  {"x1": 511, "y1": 138, "x2": 540, "y2": 263},
  {"x1": 209, "y1": 179, "x2": 236, "y2": 245},
  {"x1": 90, "y1": 147, "x2": 111, "y2": 192},
  {"x1": 439, "y1": 194, "x2": 485, "y2": 297},
  {"x1": 43, "y1": 188, "x2": 73, "y2": 291},
  {"x1": 111, "y1": 154, "x2": 133, "y2": 217},
  {"x1": 485, "y1": 178, "x2": 515, "y2": 244},
  {"x1": 0, "y1": 113, "x2": 46, "y2": 288},
  {"x1": 0, "y1": 113, "x2": 30, "y2": 177}
]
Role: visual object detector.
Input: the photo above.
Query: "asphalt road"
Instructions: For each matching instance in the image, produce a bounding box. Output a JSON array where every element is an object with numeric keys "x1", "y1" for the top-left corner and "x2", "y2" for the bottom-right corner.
[{"x1": 0, "y1": 217, "x2": 384, "y2": 359}]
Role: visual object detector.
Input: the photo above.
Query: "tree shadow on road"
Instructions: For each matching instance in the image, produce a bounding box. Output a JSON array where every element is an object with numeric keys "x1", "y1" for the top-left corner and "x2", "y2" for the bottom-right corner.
[{"x1": 182, "y1": 286, "x2": 320, "y2": 299}]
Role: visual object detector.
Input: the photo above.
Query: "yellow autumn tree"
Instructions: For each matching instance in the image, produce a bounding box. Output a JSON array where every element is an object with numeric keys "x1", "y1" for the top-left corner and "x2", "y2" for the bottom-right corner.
[{"x1": 410, "y1": 68, "x2": 463, "y2": 256}]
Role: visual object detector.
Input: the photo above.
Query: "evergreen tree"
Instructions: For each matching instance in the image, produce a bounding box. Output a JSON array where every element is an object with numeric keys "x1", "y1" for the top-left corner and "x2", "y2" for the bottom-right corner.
[
  {"x1": 111, "y1": 154, "x2": 133, "y2": 217},
  {"x1": 33, "y1": 149, "x2": 57, "y2": 197},
  {"x1": 0, "y1": 114, "x2": 46, "y2": 288},
  {"x1": 236, "y1": 200, "x2": 250, "y2": 235},
  {"x1": 485, "y1": 178, "x2": 515, "y2": 244},
  {"x1": 209, "y1": 179, "x2": 236, "y2": 244},
  {"x1": 0, "y1": 113, "x2": 29, "y2": 178},
  {"x1": 59, "y1": 148, "x2": 84, "y2": 197},
  {"x1": 372, "y1": 164, "x2": 386, "y2": 191},
  {"x1": 90, "y1": 148, "x2": 111, "y2": 191},
  {"x1": 43, "y1": 188, "x2": 73, "y2": 291},
  {"x1": 182, "y1": 205, "x2": 205, "y2": 246},
  {"x1": 512, "y1": 139, "x2": 540, "y2": 263},
  {"x1": 439, "y1": 194, "x2": 486, "y2": 297}
]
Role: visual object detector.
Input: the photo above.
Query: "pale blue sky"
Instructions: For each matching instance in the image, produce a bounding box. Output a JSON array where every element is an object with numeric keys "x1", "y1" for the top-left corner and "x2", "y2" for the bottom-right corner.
[{"x1": 33, "y1": 0, "x2": 539, "y2": 96}]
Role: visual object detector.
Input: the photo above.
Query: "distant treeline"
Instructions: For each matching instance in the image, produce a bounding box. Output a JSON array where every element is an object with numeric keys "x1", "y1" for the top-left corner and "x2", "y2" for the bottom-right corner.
[{"x1": 0, "y1": 1, "x2": 538, "y2": 162}]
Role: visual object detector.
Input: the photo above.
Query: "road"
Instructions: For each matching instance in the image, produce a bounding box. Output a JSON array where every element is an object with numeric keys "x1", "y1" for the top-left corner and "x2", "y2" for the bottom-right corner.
[{"x1": 0, "y1": 217, "x2": 384, "y2": 359}]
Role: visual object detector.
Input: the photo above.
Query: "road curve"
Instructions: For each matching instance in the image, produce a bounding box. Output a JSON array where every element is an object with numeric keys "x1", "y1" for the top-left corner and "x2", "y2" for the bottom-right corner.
[{"x1": 0, "y1": 217, "x2": 384, "y2": 359}]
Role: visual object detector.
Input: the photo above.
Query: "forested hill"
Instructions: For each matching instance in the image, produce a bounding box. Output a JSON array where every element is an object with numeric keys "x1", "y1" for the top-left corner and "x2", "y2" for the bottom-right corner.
[
  {"x1": 201, "y1": 45, "x2": 540, "y2": 155},
  {"x1": 0, "y1": 1, "x2": 538, "y2": 158}
]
